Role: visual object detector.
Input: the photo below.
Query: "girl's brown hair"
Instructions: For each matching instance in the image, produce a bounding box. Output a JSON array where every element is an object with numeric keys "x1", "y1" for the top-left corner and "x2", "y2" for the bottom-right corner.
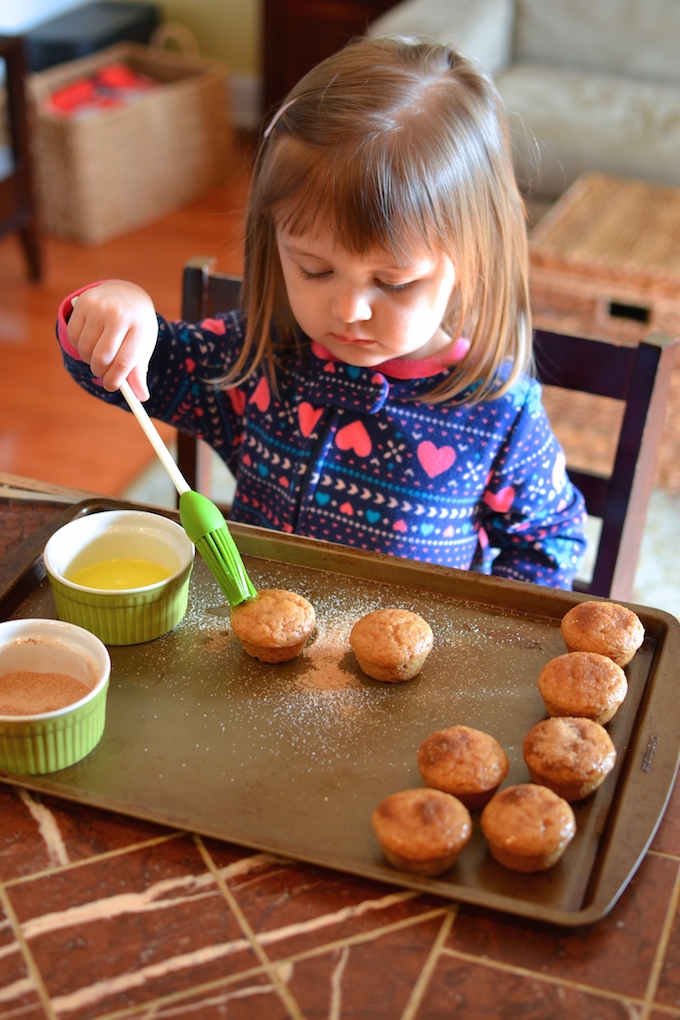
[{"x1": 232, "y1": 35, "x2": 531, "y2": 403}]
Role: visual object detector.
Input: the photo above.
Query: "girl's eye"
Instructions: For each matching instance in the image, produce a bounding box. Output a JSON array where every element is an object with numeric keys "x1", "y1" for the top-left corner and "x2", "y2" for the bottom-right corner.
[
  {"x1": 297, "y1": 266, "x2": 331, "y2": 281},
  {"x1": 295, "y1": 265, "x2": 415, "y2": 291},
  {"x1": 379, "y1": 280, "x2": 414, "y2": 293}
]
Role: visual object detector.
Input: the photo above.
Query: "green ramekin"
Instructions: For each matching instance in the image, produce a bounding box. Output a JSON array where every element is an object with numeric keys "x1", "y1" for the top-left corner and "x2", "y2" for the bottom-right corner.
[
  {"x1": 0, "y1": 618, "x2": 111, "y2": 774},
  {"x1": 43, "y1": 509, "x2": 194, "y2": 645}
]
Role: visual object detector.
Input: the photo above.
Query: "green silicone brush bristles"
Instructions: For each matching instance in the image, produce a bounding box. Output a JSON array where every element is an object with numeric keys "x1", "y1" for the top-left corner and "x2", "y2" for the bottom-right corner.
[
  {"x1": 196, "y1": 527, "x2": 257, "y2": 607},
  {"x1": 179, "y1": 491, "x2": 256, "y2": 607}
]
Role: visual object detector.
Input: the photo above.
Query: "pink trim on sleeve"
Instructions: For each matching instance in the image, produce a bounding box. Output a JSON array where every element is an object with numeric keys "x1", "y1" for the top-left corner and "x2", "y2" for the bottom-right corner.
[{"x1": 57, "y1": 282, "x2": 107, "y2": 360}]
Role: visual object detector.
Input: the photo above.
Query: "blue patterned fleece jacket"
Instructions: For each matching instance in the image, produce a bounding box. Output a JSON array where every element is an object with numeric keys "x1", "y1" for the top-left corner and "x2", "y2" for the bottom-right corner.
[{"x1": 57, "y1": 294, "x2": 586, "y2": 589}]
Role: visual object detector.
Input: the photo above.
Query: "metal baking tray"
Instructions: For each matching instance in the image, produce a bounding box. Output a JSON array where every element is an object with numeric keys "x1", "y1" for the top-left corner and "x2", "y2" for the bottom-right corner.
[{"x1": 1, "y1": 498, "x2": 678, "y2": 926}]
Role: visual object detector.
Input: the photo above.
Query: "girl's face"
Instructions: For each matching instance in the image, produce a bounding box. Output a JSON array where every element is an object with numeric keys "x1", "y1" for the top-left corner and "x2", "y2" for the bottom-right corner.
[{"x1": 276, "y1": 225, "x2": 456, "y2": 366}]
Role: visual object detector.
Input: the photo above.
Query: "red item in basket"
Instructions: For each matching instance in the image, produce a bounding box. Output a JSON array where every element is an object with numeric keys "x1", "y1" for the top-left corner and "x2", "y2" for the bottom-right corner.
[{"x1": 45, "y1": 63, "x2": 156, "y2": 117}]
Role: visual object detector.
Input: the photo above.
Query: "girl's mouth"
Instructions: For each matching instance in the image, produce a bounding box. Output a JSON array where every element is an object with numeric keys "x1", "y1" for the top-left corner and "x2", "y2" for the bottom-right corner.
[{"x1": 329, "y1": 333, "x2": 375, "y2": 347}]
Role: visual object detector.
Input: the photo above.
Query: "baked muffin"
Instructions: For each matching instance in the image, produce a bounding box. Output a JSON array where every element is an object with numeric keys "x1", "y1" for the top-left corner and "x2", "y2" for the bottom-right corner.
[
  {"x1": 417, "y1": 725, "x2": 509, "y2": 810},
  {"x1": 229, "y1": 589, "x2": 316, "y2": 663},
  {"x1": 523, "y1": 716, "x2": 617, "y2": 801},
  {"x1": 349, "y1": 608, "x2": 433, "y2": 682},
  {"x1": 537, "y1": 651, "x2": 628, "y2": 724},
  {"x1": 372, "y1": 788, "x2": 472, "y2": 876},
  {"x1": 561, "y1": 600, "x2": 644, "y2": 667},
  {"x1": 481, "y1": 783, "x2": 576, "y2": 872}
]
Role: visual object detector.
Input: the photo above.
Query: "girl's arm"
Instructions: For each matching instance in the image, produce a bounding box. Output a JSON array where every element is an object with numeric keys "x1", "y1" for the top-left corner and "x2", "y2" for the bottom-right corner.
[
  {"x1": 62, "y1": 281, "x2": 159, "y2": 400},
  {"x1": 57, "y1": 288, "x2": 249, "y2": 479}
]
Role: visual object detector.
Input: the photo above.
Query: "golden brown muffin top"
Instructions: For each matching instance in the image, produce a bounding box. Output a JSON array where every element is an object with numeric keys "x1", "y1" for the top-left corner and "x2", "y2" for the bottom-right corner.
[
  {"x1": 523, "y1": 716, "x2": 616, "y2": 778},
  {"x1": 230, "y1": 589, "x2": 315, "y2": 647},
  {"x1": 537, "y1": 651, "x2": 627, "y2": 715},
  {"x1": 349, "y1": 609, "x2": 433, "y2": 666},
  {"x1": 418, "y1": 725, "x2": 508, "y2": 793},
  {"x1": 560, "y1": 601, "x2": 644, "y2": 663},
  {"x1": 481, "y1": 784, "x2": 576, "y2": 856},
  {"x1": 372, "y1": 788, "x2": 472, "y2": 860}
]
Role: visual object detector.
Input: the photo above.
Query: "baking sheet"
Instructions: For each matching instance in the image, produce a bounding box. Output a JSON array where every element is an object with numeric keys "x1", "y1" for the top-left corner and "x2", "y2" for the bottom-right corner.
[{"x1": 1, "y1": 498, "x2": 679, "y2": 926}]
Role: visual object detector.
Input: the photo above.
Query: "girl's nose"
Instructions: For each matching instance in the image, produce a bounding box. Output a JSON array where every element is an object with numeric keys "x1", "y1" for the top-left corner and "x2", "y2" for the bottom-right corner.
[{"x1": 331, "y1": 286, "x2": 372, "y2": 323}]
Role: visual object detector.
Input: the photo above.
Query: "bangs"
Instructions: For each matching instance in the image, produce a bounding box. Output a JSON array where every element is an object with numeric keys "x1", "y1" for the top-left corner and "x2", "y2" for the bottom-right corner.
[
  {"x1": 239, "y1": 36, "x2": 531, "y2": 404},
  {"x1": 265, "y1": 137, "x2": 445, "y2": 263}
]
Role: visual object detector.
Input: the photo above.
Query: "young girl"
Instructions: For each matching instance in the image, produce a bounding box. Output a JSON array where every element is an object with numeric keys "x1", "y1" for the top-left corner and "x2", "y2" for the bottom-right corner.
[{"x1": 57, "y1": 35, "x2": 586, "y2": 589}]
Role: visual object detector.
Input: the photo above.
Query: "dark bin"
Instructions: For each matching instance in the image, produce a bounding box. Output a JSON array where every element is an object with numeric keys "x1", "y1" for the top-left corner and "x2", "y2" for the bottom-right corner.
[{"x1": 25, "y1": 1, "x2": 160, "y2": 72}]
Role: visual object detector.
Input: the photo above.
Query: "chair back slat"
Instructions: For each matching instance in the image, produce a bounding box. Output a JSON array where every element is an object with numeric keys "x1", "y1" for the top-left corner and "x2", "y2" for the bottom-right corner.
[
  {"x1": 176, "y1": 259, "x2": 243, "y2": 496},
  {"x1": 534, "y1": 328, "x2": 678, "y2": 599},
  {"x1": 181, "y1": 257, "x2": 242, "y2": 320},
  {"x1": 565, "y1": 472, "x2": 609, "y2": 519},
  {"x1": 534, "y1": 331, "x2": 635, "y2": 400}
]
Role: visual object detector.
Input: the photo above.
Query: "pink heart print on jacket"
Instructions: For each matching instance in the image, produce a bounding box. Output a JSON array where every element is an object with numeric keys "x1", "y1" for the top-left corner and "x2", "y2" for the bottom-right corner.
[
  {"x1": 298, "y1": 401, "x2": 324, "y2": 437},
  {"x1": 335, "y1": 420, "x2": 372, "y2": 457},
  {"x1": 417, "y1": 440, "x2": 456, "y2": 478},
  {"x1": 483, "y1": 486, "x2": 516, "y2": 513}
]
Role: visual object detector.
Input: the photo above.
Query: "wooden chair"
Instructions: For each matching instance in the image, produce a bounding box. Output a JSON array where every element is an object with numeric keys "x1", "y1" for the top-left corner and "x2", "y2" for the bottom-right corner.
[
  {"x1": 533, "y1": 327, "x2": 678, "y2": 599},
  {"x1": 177, "y1": 257, "x2": 679, "y2": 601},
  {"x1": 0, "y1": 35, "x2": 41, "y2": 280},
  {"x1": 176, "y1": 257, "x2": 242, "y2": 503}
]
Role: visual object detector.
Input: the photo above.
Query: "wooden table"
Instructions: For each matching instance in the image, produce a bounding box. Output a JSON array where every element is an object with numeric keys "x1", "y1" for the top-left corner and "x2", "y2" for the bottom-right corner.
[
  {"x1": 1, "y1": 475, "x2": 680, "y2": 1019},
  {"x1": 529, "y1": 173, "x2": 680, "y2": 492}
]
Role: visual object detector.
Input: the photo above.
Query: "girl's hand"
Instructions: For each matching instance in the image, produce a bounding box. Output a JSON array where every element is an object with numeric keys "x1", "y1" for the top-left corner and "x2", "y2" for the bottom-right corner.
[{"x1": 67, "y1": 281, "x2": 159, "y2": 400}]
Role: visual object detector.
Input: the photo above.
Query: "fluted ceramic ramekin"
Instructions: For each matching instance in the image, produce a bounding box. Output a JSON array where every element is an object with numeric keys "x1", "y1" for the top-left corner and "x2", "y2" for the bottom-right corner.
[
  {"x1": 0, "y1": 618, "x2": 111, "y2": 774},
  {"x1": 43, "y1": 510, "x2": 194, "y2": 645}
]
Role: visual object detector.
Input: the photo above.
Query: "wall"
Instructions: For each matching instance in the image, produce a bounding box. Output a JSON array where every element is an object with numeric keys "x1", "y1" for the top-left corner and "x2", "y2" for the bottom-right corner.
[
  {"x1": 0, "y1": 0, "x2": 84, "y2": 32},
  {"x1": 119, "y1": 0, "x2": 262, "y2": 125},
  {"x1": 0, "y1": 0, "x2": 260, "y2": 72},
  {"x1": 127, "y1": 0, "x2": 260, "y2": 74}
]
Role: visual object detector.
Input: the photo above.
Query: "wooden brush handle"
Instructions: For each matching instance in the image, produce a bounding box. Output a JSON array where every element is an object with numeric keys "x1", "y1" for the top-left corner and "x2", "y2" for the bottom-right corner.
[
  {"x1": 69, "y1": 297, "x2": 189, "y2": 498},
  {"x1": 119, "y1": 380, "x2": 190, "y2": 497}
]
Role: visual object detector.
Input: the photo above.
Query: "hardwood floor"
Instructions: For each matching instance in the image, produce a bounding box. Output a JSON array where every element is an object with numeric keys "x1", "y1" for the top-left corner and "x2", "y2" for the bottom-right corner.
[{"x1": 0, "y1": 133, "x2": 255, "y2": 496}]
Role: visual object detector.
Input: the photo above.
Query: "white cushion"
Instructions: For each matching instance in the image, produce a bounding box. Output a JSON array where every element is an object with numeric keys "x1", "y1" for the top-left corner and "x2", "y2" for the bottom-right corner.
[
  {"x1": 498, "y1": 64, "x2": 680, "y2": 197},
  {"x1": 367, "y1": 0, "x2": 516, "y2": 75},
  {"x1": 515, "y1": 0, "x2": 680, "y2": 83}
]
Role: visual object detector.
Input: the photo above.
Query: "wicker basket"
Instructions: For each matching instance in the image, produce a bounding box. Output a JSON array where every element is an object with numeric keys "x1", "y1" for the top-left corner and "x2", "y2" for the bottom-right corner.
[
  {"x1": 29, "y1": 42, "x2": 233, "y2": 244},
  {"x1": 530, "y1": 175, "x2": 680, "y2": 493}
]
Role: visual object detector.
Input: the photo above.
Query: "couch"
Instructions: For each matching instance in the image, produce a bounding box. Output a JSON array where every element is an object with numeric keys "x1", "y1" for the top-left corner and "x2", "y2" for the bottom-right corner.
[{"x1": 368, "y1": 0, "x2": 680, "y2": 201}]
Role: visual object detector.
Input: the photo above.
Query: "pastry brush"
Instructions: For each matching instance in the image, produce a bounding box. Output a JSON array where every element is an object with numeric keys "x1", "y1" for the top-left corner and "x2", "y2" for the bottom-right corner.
[{"x1": 119, "y1": 379, "x2": 257, "y2": 607}]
